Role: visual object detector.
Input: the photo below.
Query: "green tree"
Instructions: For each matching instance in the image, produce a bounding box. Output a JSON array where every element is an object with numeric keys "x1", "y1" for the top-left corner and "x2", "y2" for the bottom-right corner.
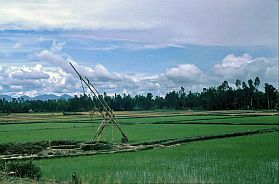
[
  {"x1": 241, "y1": 81, "x2": 249, "y2": 108},
  {"x1": 235, "y1": 79, "x2": 241, "y2": 89},
  {"x1": 248, "y1": 79, "x2": 255, "y2": 109},
  {"x1": 145, "y1": 93, "x2": 153, "y2": 110},
  {"x1": 254, "y1": 76, "x2": 260, "y2": 109},
  {"x1": 264, "y1": 83, "x2": 276, "y2": 109},
  {"x1": 235, "y1": 79, "x2": 242, "y2": 109}
]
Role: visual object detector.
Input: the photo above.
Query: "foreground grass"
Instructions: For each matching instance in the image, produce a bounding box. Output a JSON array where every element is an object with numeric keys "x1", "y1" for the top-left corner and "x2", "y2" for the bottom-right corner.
[
  {"x1": 36, "y1": 132, "x2": 279, "y2": 183},
  {"x1": 1, "y1": 111, "x2": 278, "y2": 183}
]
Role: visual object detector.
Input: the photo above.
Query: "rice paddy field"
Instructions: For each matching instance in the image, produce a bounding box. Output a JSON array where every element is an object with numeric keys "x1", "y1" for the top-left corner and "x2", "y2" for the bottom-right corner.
[{"x1": 0, "y1": 110, "x2": 278, "y2": 183}]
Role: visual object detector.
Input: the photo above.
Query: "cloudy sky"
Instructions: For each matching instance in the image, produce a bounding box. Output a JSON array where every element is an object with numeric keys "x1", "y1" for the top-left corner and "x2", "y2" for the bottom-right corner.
[{"x1": 0, "y1": 0, "x2": 278, "y2": 97}]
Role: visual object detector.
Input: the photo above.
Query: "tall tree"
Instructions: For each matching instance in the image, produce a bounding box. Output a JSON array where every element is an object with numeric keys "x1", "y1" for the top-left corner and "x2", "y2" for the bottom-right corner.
[
  {"x1": 264, "y1": 83, "x2": 276, "y2": 109},
  {"x1": 235, "y1": 79, "x2": 242, "y2": 109},
  {"x1": 235, "y1": 79, "x2": 241, "y2": 89},
  {"x1": 254, "y1": 76, "x2": 260, "y2": 109},
  {"x1": 242, "y1": 81, "x2": 249, "y2": 109},
  {"x1": 248, "y1": 79, "x2": 255, "y2": 109},
  {"x1": 178, "y1": 87, "x2": 186, "y2": 109}
]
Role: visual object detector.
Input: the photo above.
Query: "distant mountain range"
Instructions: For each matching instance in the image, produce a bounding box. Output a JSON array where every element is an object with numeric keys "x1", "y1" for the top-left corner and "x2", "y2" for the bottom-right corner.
[{"x1": 0, "y1": 94, "x2": 72, "y2": 101}]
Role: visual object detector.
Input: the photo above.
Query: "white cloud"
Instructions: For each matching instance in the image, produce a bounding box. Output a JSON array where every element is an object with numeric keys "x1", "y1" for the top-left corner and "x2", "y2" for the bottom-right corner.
[
  {"x1": 164, "y1": 53, "x2": 278, "y2": 90},
  {"x1": 0, "y1": 65, "x2": 50, "y2": 96},
  {"x1": 12, "y1": 42, "x2": 22, "y2": 49},
  {"x1": 165, "y1": 64, "x2": 204, "y2": 83},
  {"x1": 211, "y1": 53, "x2": 278, "y2": 85},
  {"x1": 37, "y1": 41, "x2": 125, "y2": 82},
  {"x1": 217, "y1": 54, "x2": 253, "y2": 68},
  {"x1": 38, "y1": 50, "x2": 68, "y2": 69},
  {"x1": 11, "y1": 70, "x2": 50, "y2": 80},
  {"x1": 51, "y1": 40, "x2": 65, "y2": 52},
  {"x1": 37, "y1": 41, "x2": 74, "y2": 74},
  {"x1": 0, "y1": 43, "x2": 277, "y2": 97},
  {"x1": 0, "y1": 0, "x2": 277, "y2": 46}
]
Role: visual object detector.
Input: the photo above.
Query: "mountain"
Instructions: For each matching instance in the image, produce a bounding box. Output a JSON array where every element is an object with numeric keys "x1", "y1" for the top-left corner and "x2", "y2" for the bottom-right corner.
[
  {"x1": 0, "y1": 94, "x2": 73, "y2": 101},
  {"x1": 19, "y1": 95, "x2": 32, "y2": 100},
  {"x1": 33, "y1": 94, "x2": 61, "y2": 101},
  {"x1": 0, "y1": 95, "x2": 12, "y2": 101},
  {"x1": 60, "y1": 94, "x2": 72, "y2": 100},
  {"x1": 33, "y1": 94, "x2": 73, "y2": 101}
]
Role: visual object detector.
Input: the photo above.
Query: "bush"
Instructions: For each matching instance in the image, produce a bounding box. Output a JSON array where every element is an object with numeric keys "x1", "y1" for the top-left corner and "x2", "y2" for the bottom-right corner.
[
  {"x1": 5, "y1": 161, "x2": 42, "y2": 180},
  {"x1": 0, "y1": 142, "x2": 49, "y2": 155},
  {"x1": 0, "y1": 140, "x2": 81, "y2": 155},
  {"x1": 71, "y1": 172, "x2": 82, "y2": 184},
  {"x1": 0, "y1": 160, "x2": 5, "y2": 171}
]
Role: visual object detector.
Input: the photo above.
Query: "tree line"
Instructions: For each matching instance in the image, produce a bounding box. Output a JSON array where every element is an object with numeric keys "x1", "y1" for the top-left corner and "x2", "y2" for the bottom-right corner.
[{"x1": 0, "y1": 77, "x2": 278, "y2": 113}]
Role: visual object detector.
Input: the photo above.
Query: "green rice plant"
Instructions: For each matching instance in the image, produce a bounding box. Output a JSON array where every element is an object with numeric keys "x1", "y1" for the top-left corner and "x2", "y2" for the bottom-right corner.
[{"x1": 36, "y1": 132, "x2": 278, "y2": 183}]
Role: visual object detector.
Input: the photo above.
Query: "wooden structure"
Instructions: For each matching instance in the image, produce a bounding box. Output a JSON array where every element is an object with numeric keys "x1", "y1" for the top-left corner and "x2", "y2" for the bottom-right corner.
[{"x1": 69, "y1": 62, "x2": 128, "y2": 143}]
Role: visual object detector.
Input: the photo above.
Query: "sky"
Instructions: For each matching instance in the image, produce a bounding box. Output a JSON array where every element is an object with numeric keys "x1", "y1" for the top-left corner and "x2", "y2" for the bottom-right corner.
[{"x1": 0, "y1": 0, "x2": 278, "y2": 97}]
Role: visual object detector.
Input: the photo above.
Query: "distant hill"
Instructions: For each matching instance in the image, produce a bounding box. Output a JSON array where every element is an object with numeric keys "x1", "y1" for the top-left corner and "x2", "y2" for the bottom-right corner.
[
  {"x1": 33, "y1": 94, "x2": 63, "y2": 101},
  {"x1": 0, "y1": 95, "x2": 13, "y2": 101},
  {"x1": 19, "y1": 95, "x2": 32, "y2": 100},
  {"x1": 0, "y1": 94, "x2": 72, "y2": 101},
  {"x1": 60, "y1": 94, "x2": 72, "y2": 100}
]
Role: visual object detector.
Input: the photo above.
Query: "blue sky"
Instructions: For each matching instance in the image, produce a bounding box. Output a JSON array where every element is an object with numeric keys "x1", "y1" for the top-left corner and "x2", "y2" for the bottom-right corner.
[{"x1": 0, "y1": 0, "x2": 278, "y2": 97}]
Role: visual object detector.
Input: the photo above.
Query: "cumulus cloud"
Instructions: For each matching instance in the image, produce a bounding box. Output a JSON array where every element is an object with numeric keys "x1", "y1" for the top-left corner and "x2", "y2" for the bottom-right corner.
[
  {"x1": 0, "y1": 63, "x2": 85, "y2": 97},
  {"x1": 37, "y1": 49, "x2": 73, "y2": 73},
  {"x1": 211, "y1": 53, "x2": 278, "y2": 84},
  {"x1": 164, "y1": 53, "x2": 278, "y2": 90},
  {"x1": 0, "y1": 50, "x2": 277, "y2": 97},
  {"x1": 37, "y1": 41, "x2": 124, "y2": 82},
  {"x1": 216, "y1": 54, "x2": 253, "y2": 68},
  {"x1": 165, "y1": 64, "x2": 204, "y2": 83},
  {"x1": 0, "y1": 62, "x2": 163, "y2": 97},
  {"x1": 11, "y1": 71, "x2": 50, "y2": 80},
  {"x1": 0, "y1": 65, "x2": 51, "y2": 96}
]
